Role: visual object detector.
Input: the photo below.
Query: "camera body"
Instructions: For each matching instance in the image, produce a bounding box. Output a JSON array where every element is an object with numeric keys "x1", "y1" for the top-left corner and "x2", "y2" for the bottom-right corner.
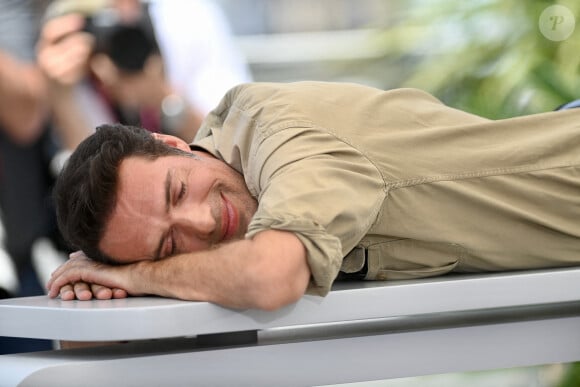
[{"x1": 84, "y1": 6, "x2": 159, "y2": 72}]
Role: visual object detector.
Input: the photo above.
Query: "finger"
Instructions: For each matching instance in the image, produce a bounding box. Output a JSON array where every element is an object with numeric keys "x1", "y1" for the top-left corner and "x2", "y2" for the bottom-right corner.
[
  {"x1": 91, "y1": 284, "x2": 113, "y2": 300},
  {"x1": 70, "y1": 250, "x2": 88, "y2": 260},
  {"x1": 40, "y1": 13, "x2": 86, "y2": 46},
  {"x1": 48, "y1": 261, "x2": 70, "y2": 289},
  {"x1": 89, "y1": 53, "x2": 119, "y2": 87},
  {"x1": 47, "y1": 269, "x2": 65, "y2": 294},
  {"x1": 38, "y1": 36, "x2": 94, "y2": 85},
  {"x1": 74, "y1": 282, "x2": 93, "y2": 301},
  {"x1": 52, "y1": 35, "x2": 93, "y2": 64},
  {"x1": 49, "y1": 251, "x2": 94, "y2": 285},
  {"x1": 48, "y1": 251, "x2": 82, "y2": 286},
  {"x1": 112, "y1": 288, "x2": 128, "y2": 299},
  {"x1": 49, "y1": 274, "x2": 78, "y2": 299},
  {"x1": 58, "y1": 284, "x2": 75, "y2": 300}
]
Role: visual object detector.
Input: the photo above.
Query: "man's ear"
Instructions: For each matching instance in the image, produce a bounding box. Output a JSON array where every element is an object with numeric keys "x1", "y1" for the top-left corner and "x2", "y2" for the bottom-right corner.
[{"x1": 152, "y1": 133, "x2": 192, "y2": 153}]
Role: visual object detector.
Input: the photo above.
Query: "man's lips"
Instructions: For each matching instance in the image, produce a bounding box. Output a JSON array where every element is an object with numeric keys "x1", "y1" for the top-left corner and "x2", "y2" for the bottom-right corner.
[{"x1": 221, "y1": 193, "x2": 238, "y2": 241}]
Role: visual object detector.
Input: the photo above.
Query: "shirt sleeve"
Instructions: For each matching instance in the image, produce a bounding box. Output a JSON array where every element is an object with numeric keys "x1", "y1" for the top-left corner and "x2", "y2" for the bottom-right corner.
[{"x1": 244, "y1": 125, "x2": 385, "y2": 295}]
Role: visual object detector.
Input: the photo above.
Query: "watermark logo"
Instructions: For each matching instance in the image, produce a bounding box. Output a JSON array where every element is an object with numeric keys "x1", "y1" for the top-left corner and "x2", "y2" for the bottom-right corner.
[{"x1": 539, "y1": 5, "x2": 575, "y2": 41}]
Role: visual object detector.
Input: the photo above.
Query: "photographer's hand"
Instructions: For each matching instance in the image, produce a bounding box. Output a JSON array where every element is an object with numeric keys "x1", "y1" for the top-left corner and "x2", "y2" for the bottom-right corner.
[
  {"x1": 90, "y1": 53, "x2": 168, "y2": 109},
  {"x1": 37, "y1": 13, "x2": 94, "y2": 88},
  {"x1": 90, "y1": 53, "x2": 204, "y2": 141},
  {"x1": 37, "y1": 13, "x2": 98, "y2": 149}
]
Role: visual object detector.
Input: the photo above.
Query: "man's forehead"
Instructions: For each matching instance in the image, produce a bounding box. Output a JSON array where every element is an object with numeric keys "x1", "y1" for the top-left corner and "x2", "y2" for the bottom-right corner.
[
  {"x1": 117, "y1": 155, "x2": 171, "y2": 184},
  {"x1": 99, "y1": 198, "x2": 158, "y2": 263},
  {"x1": 100, "y1": 157, "x2": 166, "y2": 262}
]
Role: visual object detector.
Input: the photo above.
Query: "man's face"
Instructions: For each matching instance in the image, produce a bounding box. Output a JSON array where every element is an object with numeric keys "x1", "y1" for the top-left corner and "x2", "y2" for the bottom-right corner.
[{"x1": 99, "y1": 152, "x2": 257, "y2": 263}]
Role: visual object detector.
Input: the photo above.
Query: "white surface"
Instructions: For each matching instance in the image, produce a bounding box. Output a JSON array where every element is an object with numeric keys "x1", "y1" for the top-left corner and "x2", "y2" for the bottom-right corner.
[
  {"x1": 1, "y1": 268, "x2": 580, "y2": 387},
  {"x1": 1, "y1": 315, "x2": 579, "y2": 387},
  {"x1": 1, "y1": 268, "x2": 580, "y2": 341}
]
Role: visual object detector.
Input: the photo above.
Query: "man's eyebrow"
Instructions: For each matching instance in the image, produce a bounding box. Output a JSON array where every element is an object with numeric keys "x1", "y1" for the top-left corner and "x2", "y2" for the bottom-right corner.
[{"x1": 154, "y1": 170, "x2": 172, "y2": 261}]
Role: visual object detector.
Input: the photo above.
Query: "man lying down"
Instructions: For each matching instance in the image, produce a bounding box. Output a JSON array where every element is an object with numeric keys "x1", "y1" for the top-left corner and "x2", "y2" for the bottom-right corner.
[{"x1": 48, "y1": 81, "x2": 580, "y2": 311}]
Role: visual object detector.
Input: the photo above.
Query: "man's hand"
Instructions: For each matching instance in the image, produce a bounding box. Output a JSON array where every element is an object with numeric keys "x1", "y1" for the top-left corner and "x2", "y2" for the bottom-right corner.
[
  {"x1": 47, "y1": 251, "x2": 131, "y2": 301},
  {"x1": 48, "y1": 231, "x2": 310, "y2": 310}
]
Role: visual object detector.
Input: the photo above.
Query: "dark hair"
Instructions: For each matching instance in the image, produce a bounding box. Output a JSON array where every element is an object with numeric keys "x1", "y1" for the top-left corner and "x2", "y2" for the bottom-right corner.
[{"x1": 53, "y1": 124, "x2": 187, "y2": 264}]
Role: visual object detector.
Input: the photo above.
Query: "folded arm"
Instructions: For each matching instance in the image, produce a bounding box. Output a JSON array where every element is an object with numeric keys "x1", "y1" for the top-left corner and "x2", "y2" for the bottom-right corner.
[{"x1": 48, "y1": 230, "x2": 310, "y2": 311}]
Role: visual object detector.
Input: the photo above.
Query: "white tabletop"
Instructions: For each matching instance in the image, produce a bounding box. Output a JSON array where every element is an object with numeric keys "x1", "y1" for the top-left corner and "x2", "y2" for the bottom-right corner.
[
  {"x1": 2, "y1": 268, "x2": 580, "y2": 387},
  {"x1": 1, "y1": 267, "x2": 580, "y2": 341}
]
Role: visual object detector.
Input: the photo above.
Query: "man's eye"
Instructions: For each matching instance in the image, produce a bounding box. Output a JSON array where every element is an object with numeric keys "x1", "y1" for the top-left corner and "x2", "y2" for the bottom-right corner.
[
  {"x1": 172, "y1": 182, "x2": 186, "y2": 205},
  {"x1": 178, "y1": 182, "x2": 187, "y2": 200},
  {"x1": 168, "y1": 229, "x2": 176, "y2": 256},
  {"x1": 164, "y1": 234, "x2": 173, "y2": 259},
  {"x1": 170, "y1": 227, "x2": 180, "y2": 256},
  {"x1": 170, "y1": 237, "x2": 176, "y2": 255}
]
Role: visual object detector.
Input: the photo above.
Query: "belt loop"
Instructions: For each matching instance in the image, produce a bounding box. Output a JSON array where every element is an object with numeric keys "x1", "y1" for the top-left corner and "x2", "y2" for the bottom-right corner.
[{"x1": 338, "y1": 246, "x2": 368, "y2": 280}]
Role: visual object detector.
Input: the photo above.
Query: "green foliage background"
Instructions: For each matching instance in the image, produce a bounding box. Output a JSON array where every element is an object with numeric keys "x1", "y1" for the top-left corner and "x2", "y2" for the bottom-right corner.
[{"x1": 373, "y1": 0, "x2": 580, "y2": 118}]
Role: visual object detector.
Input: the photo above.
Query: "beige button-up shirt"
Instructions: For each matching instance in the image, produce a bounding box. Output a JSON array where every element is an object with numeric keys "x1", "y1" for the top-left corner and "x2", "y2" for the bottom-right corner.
[{"x1": 193, "y1": 82, "x2": 580, "y2": 295}]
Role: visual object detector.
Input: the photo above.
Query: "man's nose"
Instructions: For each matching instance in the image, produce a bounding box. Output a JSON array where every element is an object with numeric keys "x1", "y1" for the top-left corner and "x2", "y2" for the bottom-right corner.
[{"x1": 174, "y1": 202, "x2": 217, "y2": 240}]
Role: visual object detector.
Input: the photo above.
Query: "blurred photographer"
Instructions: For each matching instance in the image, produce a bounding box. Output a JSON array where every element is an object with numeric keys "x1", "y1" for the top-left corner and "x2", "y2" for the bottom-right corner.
[
  {"x1": 0, "y1": 0, "x2": 60, "y2": 354},
  {"x1": 38, "y1": 0, "x2": 251, "y2": 156}
]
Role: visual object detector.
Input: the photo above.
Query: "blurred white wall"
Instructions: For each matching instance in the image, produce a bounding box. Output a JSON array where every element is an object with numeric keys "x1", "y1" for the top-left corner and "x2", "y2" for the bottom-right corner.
[{"x1": 214, "y1": 0, "x2": 399, "y2": 86}]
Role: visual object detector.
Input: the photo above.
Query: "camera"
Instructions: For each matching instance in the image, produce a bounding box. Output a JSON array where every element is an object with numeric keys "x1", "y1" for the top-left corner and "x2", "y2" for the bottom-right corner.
[
  {"x1": 44, "y1": 0, "x2": 159, "y2": 72},
  {"x1": 83, "y1": 6, "x2": 159, "y2": 72}
]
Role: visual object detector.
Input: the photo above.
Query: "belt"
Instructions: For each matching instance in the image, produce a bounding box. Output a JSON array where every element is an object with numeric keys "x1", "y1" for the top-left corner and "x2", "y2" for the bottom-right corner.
[{"x1": 337, "y1": 246, "x2": 368, "y2": 280}]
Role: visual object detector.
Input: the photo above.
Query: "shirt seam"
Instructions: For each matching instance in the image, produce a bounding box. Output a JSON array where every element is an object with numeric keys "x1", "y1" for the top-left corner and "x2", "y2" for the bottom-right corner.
[{"x1": 387, "y1": 162, "x2": 580, "y2": 190}]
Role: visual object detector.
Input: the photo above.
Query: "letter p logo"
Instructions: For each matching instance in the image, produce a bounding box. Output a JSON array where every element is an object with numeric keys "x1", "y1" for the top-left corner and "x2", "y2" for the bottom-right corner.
[
  {"x1": 550, "y1": 15, "x2": 565, "y2": 31},
  {"x1": 539, "y1": 5, "x2": 575, "y2": 41}
]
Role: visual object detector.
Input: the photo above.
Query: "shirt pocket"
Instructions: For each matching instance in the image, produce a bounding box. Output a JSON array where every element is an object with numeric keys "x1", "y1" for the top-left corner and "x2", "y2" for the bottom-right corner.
[{"x1": 366, "y1": 239, "x2": 462, "y2": 281}]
